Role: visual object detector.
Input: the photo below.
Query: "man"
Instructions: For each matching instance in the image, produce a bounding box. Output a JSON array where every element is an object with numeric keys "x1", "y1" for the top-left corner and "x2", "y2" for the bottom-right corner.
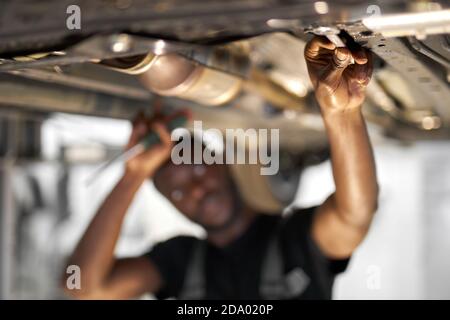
[{"x1": 62, "y1": 36, "x2": 378, "y2": 299}]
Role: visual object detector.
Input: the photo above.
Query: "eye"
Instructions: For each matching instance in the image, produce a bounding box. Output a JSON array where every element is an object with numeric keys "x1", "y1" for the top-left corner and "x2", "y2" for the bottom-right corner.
[{"x1": 171, "y1": 189, "x2": 184, "y2": 202}]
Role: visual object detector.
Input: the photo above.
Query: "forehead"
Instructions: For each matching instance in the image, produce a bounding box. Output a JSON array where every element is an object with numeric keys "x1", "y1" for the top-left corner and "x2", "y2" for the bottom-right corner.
[{"x1": 154, "y1": 162, "x2": 224, "y2": 191}]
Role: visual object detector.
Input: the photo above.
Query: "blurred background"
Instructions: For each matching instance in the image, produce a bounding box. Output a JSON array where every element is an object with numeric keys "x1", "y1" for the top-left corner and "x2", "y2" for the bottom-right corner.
[
  {"x1": 0, "y1": 0, "x2": 449, "y2": 299},
  {"x1": 1, "y1": 114, "x2": 449, "y2": 299}
]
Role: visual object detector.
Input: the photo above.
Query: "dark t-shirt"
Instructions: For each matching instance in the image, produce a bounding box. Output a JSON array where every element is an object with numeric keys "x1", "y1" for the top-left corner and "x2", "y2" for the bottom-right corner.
[{"x1": 145, "y1": 207, "x2": 350, "y2": 299}]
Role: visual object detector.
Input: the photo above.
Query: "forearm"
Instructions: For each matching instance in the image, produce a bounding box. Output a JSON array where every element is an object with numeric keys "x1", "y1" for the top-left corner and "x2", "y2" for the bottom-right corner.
[
  {"x1": 322, "y1": 108, "x2": 378, "y2": 227},
  {"x1": 65, "y1": 171, "x2": 146, "y2": 292}
]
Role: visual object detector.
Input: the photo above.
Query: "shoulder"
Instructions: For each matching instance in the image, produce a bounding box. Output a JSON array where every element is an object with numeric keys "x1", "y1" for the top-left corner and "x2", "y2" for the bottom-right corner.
[
  {"x1": 153, "y1": 235, "x2": 198, "y2": 249},
  {"x1": 277, "y1": 206, "x2": 318, "y2": 245},
  {"x1": 146, "y1": 235, "x2": 199, "y2": 261},
  {"x1": 281, "y1": 206, "x2": 351, "y2": 276}
]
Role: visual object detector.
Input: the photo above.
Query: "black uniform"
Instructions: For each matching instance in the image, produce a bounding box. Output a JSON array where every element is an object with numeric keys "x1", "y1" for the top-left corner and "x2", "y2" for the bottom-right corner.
[{"x1": 145, "y1": 207, "x2": 350, "y2": 299}]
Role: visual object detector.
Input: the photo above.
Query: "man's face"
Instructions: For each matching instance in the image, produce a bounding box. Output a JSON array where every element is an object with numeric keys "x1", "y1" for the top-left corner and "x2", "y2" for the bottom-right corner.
[{"x1": 154, "y1": 163, "x2": 237, "y2": 230}]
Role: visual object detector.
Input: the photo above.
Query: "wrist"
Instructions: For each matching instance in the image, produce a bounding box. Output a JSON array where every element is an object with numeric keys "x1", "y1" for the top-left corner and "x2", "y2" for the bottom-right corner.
[
  {"x1": 320, "y1": 107, "x2": 366, "y2": 131},
  {"x1": 122, "y1": 168, "x2": 151, "y2": 186},
  {"x1": 320, "y1": 105, "x2": 363, "y2": 120}
]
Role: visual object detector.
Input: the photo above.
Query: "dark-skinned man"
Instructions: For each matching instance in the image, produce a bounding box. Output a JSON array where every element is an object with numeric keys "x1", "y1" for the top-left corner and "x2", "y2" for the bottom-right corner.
[{"x1": 61, "y1": 36, "x2": 378, "y2": 300}]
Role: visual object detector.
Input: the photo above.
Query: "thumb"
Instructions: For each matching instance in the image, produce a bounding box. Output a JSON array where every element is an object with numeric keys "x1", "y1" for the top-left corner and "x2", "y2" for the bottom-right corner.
[{"x1": 321, "y1": 47, "x2": 351, "y2": 86}]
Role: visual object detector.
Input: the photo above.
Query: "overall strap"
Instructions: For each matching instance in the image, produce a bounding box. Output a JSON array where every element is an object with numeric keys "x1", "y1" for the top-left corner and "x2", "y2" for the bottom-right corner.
[
  {"x1": 259, "y1": 216, "x2": 310, "y2": 299},
  {"x1": 259, "y1": 228, "x2": 287, "y2": 299},
  {"x1": 178, "y1": 240, "x2": 206, "y2": 300}
]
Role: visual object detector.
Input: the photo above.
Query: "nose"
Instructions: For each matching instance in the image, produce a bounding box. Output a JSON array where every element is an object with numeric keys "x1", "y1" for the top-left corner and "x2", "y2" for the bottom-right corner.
[{"x1": 190, "y1": 183, "x2": 206, "y2": 200}]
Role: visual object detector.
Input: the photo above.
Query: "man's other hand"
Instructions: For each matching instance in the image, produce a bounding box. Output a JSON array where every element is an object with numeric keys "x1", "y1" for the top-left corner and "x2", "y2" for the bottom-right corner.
[{"x1": 125, "y1": 113, "x2": 173, "y2": 179}]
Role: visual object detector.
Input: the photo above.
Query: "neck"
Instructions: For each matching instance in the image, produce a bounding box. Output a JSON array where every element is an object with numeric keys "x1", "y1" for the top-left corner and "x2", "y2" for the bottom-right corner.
[{"x1": 206, "y1": 206, "x2": 256, "y2": 248}]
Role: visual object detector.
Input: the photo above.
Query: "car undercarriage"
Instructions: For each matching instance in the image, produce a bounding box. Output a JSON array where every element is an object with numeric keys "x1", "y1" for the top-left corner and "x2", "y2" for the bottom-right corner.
[{"x1": 0, "y1": 0, "x2": 449, "y2": 299}]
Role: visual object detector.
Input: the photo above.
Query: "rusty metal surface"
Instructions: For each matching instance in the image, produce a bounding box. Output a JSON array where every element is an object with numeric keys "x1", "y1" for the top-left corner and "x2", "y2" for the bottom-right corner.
[
  {"x1": 0, "y1": 0, "x2": 407, "y2": 55},
  {"x1": 341, "y1": 22, "x2": 450, "y2": 125}
]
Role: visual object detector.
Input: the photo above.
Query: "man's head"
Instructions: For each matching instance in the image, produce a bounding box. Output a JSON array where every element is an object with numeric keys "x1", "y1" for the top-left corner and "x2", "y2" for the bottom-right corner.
[{"x1": 153, "y1": 137, "x2": 240, "y2": 231}]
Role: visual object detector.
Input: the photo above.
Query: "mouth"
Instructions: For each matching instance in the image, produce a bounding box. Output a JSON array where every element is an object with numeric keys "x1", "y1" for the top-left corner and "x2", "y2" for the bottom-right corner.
[{"x1": 196, "y1": 191, "x2": 230, "y2": 226}]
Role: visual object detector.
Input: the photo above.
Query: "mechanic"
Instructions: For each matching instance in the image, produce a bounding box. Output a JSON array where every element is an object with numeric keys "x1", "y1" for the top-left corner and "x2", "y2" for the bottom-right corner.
[{"x1": 62, "y1": 36, "x2": 378, "y2": 299}]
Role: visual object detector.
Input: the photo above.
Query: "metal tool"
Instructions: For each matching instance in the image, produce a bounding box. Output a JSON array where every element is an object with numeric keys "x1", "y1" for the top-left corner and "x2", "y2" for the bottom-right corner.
[{"x1": 86, "y1": 114, "x2": 187, "y2": 185}]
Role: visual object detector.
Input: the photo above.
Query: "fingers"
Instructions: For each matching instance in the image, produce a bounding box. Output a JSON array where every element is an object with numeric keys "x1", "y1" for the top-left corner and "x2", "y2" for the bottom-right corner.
[
  {"x1": 126, "y1": 115, "x2": 148, "y2": 149},
  {"x1": 365, "y1": 50, "x2": 374, "y2": 79},
  {"x1": 320, "y1": 47, "x2": 352, "y2": 87},
  {"x1": 351, "y1": 48, "x2": 368, "y2": 65},
  {"x1": 348, "y1": 49, "x2": 373, "y2": 88},
  {"x1": 127, "y1": 107, "x2": 188, "y2": 151},
  {"x1": 333, "y1": 47, "x2": 352, "y2": 69},
  {"x1": 150, "y1": 122, "x2": 172, "y2": 148},
  {"x1": 132, "y1": 111, "x2": 145, "y2": 126},
  {"x1": 305, "y1": 36, "x2": 336, "y2": 59}
]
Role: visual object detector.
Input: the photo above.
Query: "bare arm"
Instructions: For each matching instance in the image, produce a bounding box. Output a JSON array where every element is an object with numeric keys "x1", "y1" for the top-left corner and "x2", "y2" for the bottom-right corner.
[
  {"x1": 61, "y1": 115, "x2": 173, "y2": 299},
  {"x1": 305, "y1": 36, "x2": 379, "y2": 259}
]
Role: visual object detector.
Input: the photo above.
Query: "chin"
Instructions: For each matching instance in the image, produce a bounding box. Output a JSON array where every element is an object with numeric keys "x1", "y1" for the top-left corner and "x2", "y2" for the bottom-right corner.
[{"x1": 199, "y1": 206, "x2": 234, "y2": 231}]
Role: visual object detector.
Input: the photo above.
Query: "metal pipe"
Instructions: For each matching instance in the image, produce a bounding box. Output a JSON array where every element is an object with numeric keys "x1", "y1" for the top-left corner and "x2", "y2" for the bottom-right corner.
[{"x1": 362, "y1": 10, "x2": 450, "y2": 39}]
